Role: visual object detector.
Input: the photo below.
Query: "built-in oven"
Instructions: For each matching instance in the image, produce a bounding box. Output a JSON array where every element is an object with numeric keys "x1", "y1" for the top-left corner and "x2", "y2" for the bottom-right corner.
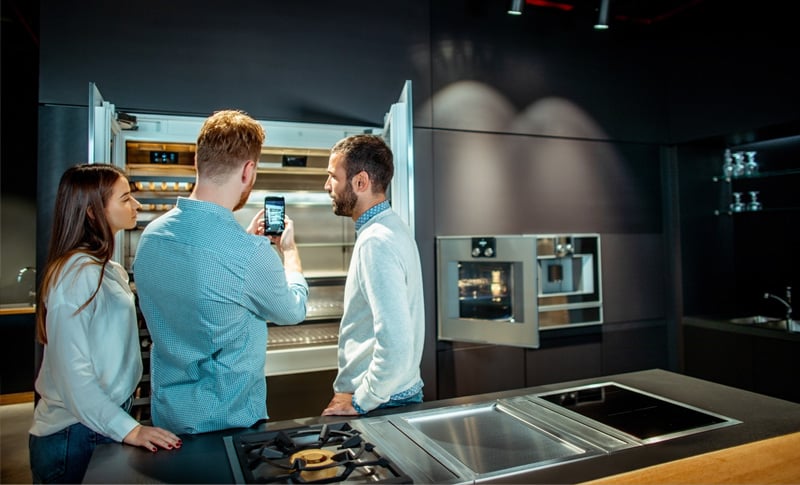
[{"x1": 437, "y1": 236, "x2": 540, "y2": 348}]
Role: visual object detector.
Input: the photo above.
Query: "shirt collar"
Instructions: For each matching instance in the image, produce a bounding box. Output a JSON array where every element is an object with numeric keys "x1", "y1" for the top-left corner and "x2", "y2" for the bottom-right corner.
[{"x1": 355, "y1": 200, "x2": 390, "y2": 231}]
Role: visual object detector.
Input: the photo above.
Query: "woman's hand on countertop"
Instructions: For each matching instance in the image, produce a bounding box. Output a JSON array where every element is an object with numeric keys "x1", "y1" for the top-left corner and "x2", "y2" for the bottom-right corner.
[{"x1": 123, "y1": 424, "x2": 182, "y2": 452}]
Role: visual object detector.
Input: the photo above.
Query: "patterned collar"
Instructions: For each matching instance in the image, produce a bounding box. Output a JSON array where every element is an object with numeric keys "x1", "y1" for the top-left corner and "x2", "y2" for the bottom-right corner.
[{"x1": 355, "y1": 200, "x2": 390, "y2": 231}]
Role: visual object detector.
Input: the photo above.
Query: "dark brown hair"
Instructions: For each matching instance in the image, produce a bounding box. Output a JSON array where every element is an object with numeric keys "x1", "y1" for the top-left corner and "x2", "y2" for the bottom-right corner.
[
  {"x1": 36, "y1": 164, "x2": 126, "y2": 344},
  {"x1": 195, "y1": 109, "x2": 265, "y2": 182},
  {"x1": 330, "y1": 134, "x2": 394, "y2": 194}
]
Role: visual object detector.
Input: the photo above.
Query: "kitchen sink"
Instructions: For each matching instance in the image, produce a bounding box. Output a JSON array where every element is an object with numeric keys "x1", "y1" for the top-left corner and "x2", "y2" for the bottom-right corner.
[
  {"x1": 730, "y1": 315, "x2": 779, "y2": 325},
  {"x1": 730, "y1": 315, "x2": 788, "y2": 330}
]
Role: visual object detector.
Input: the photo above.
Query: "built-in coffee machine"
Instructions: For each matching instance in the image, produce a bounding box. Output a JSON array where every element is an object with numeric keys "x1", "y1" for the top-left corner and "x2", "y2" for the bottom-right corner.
[
  {"x1": 436, "y1": 234, "x2": 602, "y2": 349},
  {"x1": 535, "y1": 234, "x2": 603, "y2": 329}
]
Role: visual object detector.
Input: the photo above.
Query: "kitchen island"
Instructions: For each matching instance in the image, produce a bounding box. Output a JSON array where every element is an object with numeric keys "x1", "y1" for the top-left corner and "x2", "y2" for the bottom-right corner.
[{"x1": 83, "y1": 369, "x2": 800, "y2": 483}]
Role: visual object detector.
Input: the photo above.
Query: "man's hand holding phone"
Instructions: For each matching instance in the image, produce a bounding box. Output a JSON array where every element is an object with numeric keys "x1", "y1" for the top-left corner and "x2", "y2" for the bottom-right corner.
[
  {"x1": 264, "y1": 196, "x2": 285, "y2": 236},
  {"x1": 271, "y1": 216, "x2": 302, "y2": 273}
]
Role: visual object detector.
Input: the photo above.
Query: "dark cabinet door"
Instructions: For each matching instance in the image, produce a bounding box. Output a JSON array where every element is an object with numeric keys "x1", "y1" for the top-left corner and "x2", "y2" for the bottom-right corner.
[
  {"x1": 437, "y1": 343, "x2": 525, "y2": 399},
  {"x1": 683, "y1": 325, "x2": 754, "y2": 391},
  {"x1": 753, "y1": 338, "x2": 800, "y2": 403}
]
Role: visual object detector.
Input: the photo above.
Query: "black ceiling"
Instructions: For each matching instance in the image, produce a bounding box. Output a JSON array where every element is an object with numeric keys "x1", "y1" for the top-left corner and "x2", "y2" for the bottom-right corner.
[
  {"x1": 528, "y1": 0, "x2": 708, "y2": 25},
  {"x1": 518, "y1": 0, "x2": 782, "y2": 32}
]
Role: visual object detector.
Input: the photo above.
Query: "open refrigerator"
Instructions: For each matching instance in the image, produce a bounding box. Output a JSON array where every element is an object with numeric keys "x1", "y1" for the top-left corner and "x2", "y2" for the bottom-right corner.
[{"x1": 87, "y1": 81, "x2": 415, "y2": 421}]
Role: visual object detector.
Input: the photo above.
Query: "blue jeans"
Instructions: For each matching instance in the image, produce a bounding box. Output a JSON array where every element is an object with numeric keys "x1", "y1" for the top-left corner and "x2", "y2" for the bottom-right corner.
[
  {"x1": 29, "y1": 422, "x2": 114, "y2": 483},
  {"x1": 377, "y1": 390, "x2": 423, "y2": 409}
]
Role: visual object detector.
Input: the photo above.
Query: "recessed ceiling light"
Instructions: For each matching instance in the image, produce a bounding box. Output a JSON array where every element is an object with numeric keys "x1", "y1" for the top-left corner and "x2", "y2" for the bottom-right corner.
[{"x1": 508, "y1": 0, "x2": 524, "y2": 15}]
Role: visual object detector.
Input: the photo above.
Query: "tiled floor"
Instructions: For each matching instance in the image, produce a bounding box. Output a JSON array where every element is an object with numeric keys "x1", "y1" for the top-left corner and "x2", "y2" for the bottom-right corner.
[{"x1": 1, "y1": 402, "x2": 33, "y2": 484}]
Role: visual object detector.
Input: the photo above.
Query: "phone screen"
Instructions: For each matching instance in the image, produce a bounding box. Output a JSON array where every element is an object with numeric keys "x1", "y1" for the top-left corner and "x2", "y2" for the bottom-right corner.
[{"x1": 264, "y1": 196, "x2": 285, "y2": 236}]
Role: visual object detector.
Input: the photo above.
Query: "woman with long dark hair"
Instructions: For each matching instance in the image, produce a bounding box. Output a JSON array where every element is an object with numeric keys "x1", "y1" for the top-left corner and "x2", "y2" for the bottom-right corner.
[{"x1": 29, "y1": 164, "x2": 181, "y2": 483}]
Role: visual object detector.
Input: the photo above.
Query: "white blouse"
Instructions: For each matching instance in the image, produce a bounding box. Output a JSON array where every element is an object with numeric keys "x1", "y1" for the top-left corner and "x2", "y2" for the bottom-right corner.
[{"x1": 30, "y1": 253, "x2": 142, "y2": 442}]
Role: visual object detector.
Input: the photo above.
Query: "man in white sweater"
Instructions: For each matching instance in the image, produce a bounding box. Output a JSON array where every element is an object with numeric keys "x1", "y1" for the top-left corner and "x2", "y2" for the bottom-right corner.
[{"x1": 322, "y1": 134, "x2": 425, "y2": 415}]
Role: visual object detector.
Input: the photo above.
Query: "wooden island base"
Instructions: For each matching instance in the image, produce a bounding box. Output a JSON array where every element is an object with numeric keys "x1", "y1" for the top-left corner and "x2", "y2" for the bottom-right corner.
[{"x1": 584, "y1": 431, "x2": 800, "y2": 484}]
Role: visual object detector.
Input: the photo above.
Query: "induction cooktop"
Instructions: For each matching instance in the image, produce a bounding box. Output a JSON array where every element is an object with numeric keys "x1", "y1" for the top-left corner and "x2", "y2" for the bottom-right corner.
[{"x1": 535, "y1": 382, "x2": 741, "y2": 443}]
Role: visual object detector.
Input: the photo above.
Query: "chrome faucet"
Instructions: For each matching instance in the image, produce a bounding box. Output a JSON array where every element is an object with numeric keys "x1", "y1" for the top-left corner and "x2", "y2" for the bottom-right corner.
[
  {"x1": 16, "y1": 266, "x2": 36, "y2": 283},
  {"x1": 764, "y1": 286, "x2": 797, "y2": 332},
  {"x1": 16, "y1": 266, "x2": 37, "y2": 303}
]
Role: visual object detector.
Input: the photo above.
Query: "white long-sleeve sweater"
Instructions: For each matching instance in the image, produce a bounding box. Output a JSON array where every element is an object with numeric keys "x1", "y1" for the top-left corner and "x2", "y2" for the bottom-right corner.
[{"x1": 333, "y1": 209, "x2": 425, "y2": 412}]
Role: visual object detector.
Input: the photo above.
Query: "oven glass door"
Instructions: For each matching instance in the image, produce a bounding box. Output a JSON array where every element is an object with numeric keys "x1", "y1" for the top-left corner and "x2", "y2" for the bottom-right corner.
[{"x1": 458, "y1": 261, "x2": 514, "y2": 320}]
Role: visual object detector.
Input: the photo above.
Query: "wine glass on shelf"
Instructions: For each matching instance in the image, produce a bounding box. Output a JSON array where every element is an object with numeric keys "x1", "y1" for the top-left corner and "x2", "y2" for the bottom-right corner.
[
  {"x1": 730, "y1": 192, "x2": 745, "y2": 213},
  {"x1": 732, "y1": 152, "x2": 745, "y2": 177},
  {"x1": 744, "y1": 151, "x2": 759, "y2": 176},
  {"x1": 722, "y1": 149, "x2": 735, "y2": 179},
  {"x1": 747, "y1": 191, "x2": 762, "y2": 212}
]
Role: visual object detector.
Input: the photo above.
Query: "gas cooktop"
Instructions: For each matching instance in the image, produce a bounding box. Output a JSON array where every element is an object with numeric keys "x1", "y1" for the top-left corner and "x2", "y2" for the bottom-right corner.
[{"x1": 223, "y1": 422, "x2": 411, "y2": 483}]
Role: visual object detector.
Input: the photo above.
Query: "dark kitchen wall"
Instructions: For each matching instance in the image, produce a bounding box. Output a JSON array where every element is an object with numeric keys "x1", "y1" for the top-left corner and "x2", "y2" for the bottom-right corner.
[
  {"x1": 32, "y1": 0, "x2": 800, "y2": 401},
  {"x1": 1, "y1": 0, "x2": 39, "y2": 395},
  {"x1": 1, "y1": 0, "x2": 39, "y2": 304},
  {"x1": 38, "y1": 0, "x2": 431, "y2": 126},
  {"x1": 426, "y1": 0, "x2": 674, "y2": 397},
  {"x1": 663, "y1": 1, "x2": 800, "y2": 143}
]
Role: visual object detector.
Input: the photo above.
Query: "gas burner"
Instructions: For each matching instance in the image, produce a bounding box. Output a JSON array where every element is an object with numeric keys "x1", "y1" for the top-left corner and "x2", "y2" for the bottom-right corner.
[{"x1": 224, "y1": 422, "x2": 412, "y2": 483}]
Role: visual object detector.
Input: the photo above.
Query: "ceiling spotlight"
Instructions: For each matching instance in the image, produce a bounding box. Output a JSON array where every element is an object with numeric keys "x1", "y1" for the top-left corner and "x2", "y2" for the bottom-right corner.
[
  {"x1": 594, "y1": 0, "x2": 610, "y2": 29},
  {"x1": 508, "y1": 0, "x2": 524, "y2": 15}
]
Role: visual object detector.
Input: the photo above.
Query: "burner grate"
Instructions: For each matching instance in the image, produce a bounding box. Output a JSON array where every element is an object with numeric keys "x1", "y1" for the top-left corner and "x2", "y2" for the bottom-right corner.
[{"x1": 226, "y1": 423, "x2": 412, "y2": 483}]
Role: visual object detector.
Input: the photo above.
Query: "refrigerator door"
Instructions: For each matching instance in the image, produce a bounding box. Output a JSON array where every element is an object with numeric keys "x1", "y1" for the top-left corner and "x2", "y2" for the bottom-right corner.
[
  {"x1": 384, "y1": 80, "x2": 415, "y2": 236},
  {"x1": 88, "y1": 82, "x2": 120, "y2": 165},
  {"x1": 88, "y1": 82, "x2": 125, "y2": 264}
]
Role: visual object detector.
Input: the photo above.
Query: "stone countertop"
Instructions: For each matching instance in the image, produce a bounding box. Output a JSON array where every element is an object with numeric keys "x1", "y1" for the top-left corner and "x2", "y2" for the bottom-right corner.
[{"x1": 83, "y1": 369, "x2": 800, "y2": 484}]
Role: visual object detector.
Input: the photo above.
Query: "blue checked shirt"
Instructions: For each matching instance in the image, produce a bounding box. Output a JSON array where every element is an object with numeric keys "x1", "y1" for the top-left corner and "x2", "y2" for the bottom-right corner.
[
  {"x1": 354, "y1": 200, "x2": 390, "y2": 231},
  {"x1": 133, "y1": 197, "x2": 308, "y2": 434}
]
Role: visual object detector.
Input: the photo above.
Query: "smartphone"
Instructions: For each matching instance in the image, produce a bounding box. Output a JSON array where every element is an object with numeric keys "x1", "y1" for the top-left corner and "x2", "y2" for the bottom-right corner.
[{"x1": 264, "y1": 196, "x2": 286, "y2": 236}]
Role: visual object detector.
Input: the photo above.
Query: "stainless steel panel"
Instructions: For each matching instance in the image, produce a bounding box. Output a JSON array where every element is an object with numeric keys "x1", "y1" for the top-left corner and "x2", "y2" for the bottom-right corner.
[
  {"x1": 267, "y1": 322, "x2": 339, "y2": 349},
  {"x1": 264, "y1": 342, "x2": 337, "y2": 377},
  {"x1": 504, "y1": 396, "x2": 631, "y2": 452},
  {"x1": 305, "y1": 284, "x2": 344, "y2": 321},
  {"x1": 352, "y1": 418, "x2": 462, "y2": 484},
  {"x1": 384, "y1": 401, "x2": 603, "y2": 481},
  {"x1": 405, "y1": 404, "x2": 585, "y2": 474}
]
